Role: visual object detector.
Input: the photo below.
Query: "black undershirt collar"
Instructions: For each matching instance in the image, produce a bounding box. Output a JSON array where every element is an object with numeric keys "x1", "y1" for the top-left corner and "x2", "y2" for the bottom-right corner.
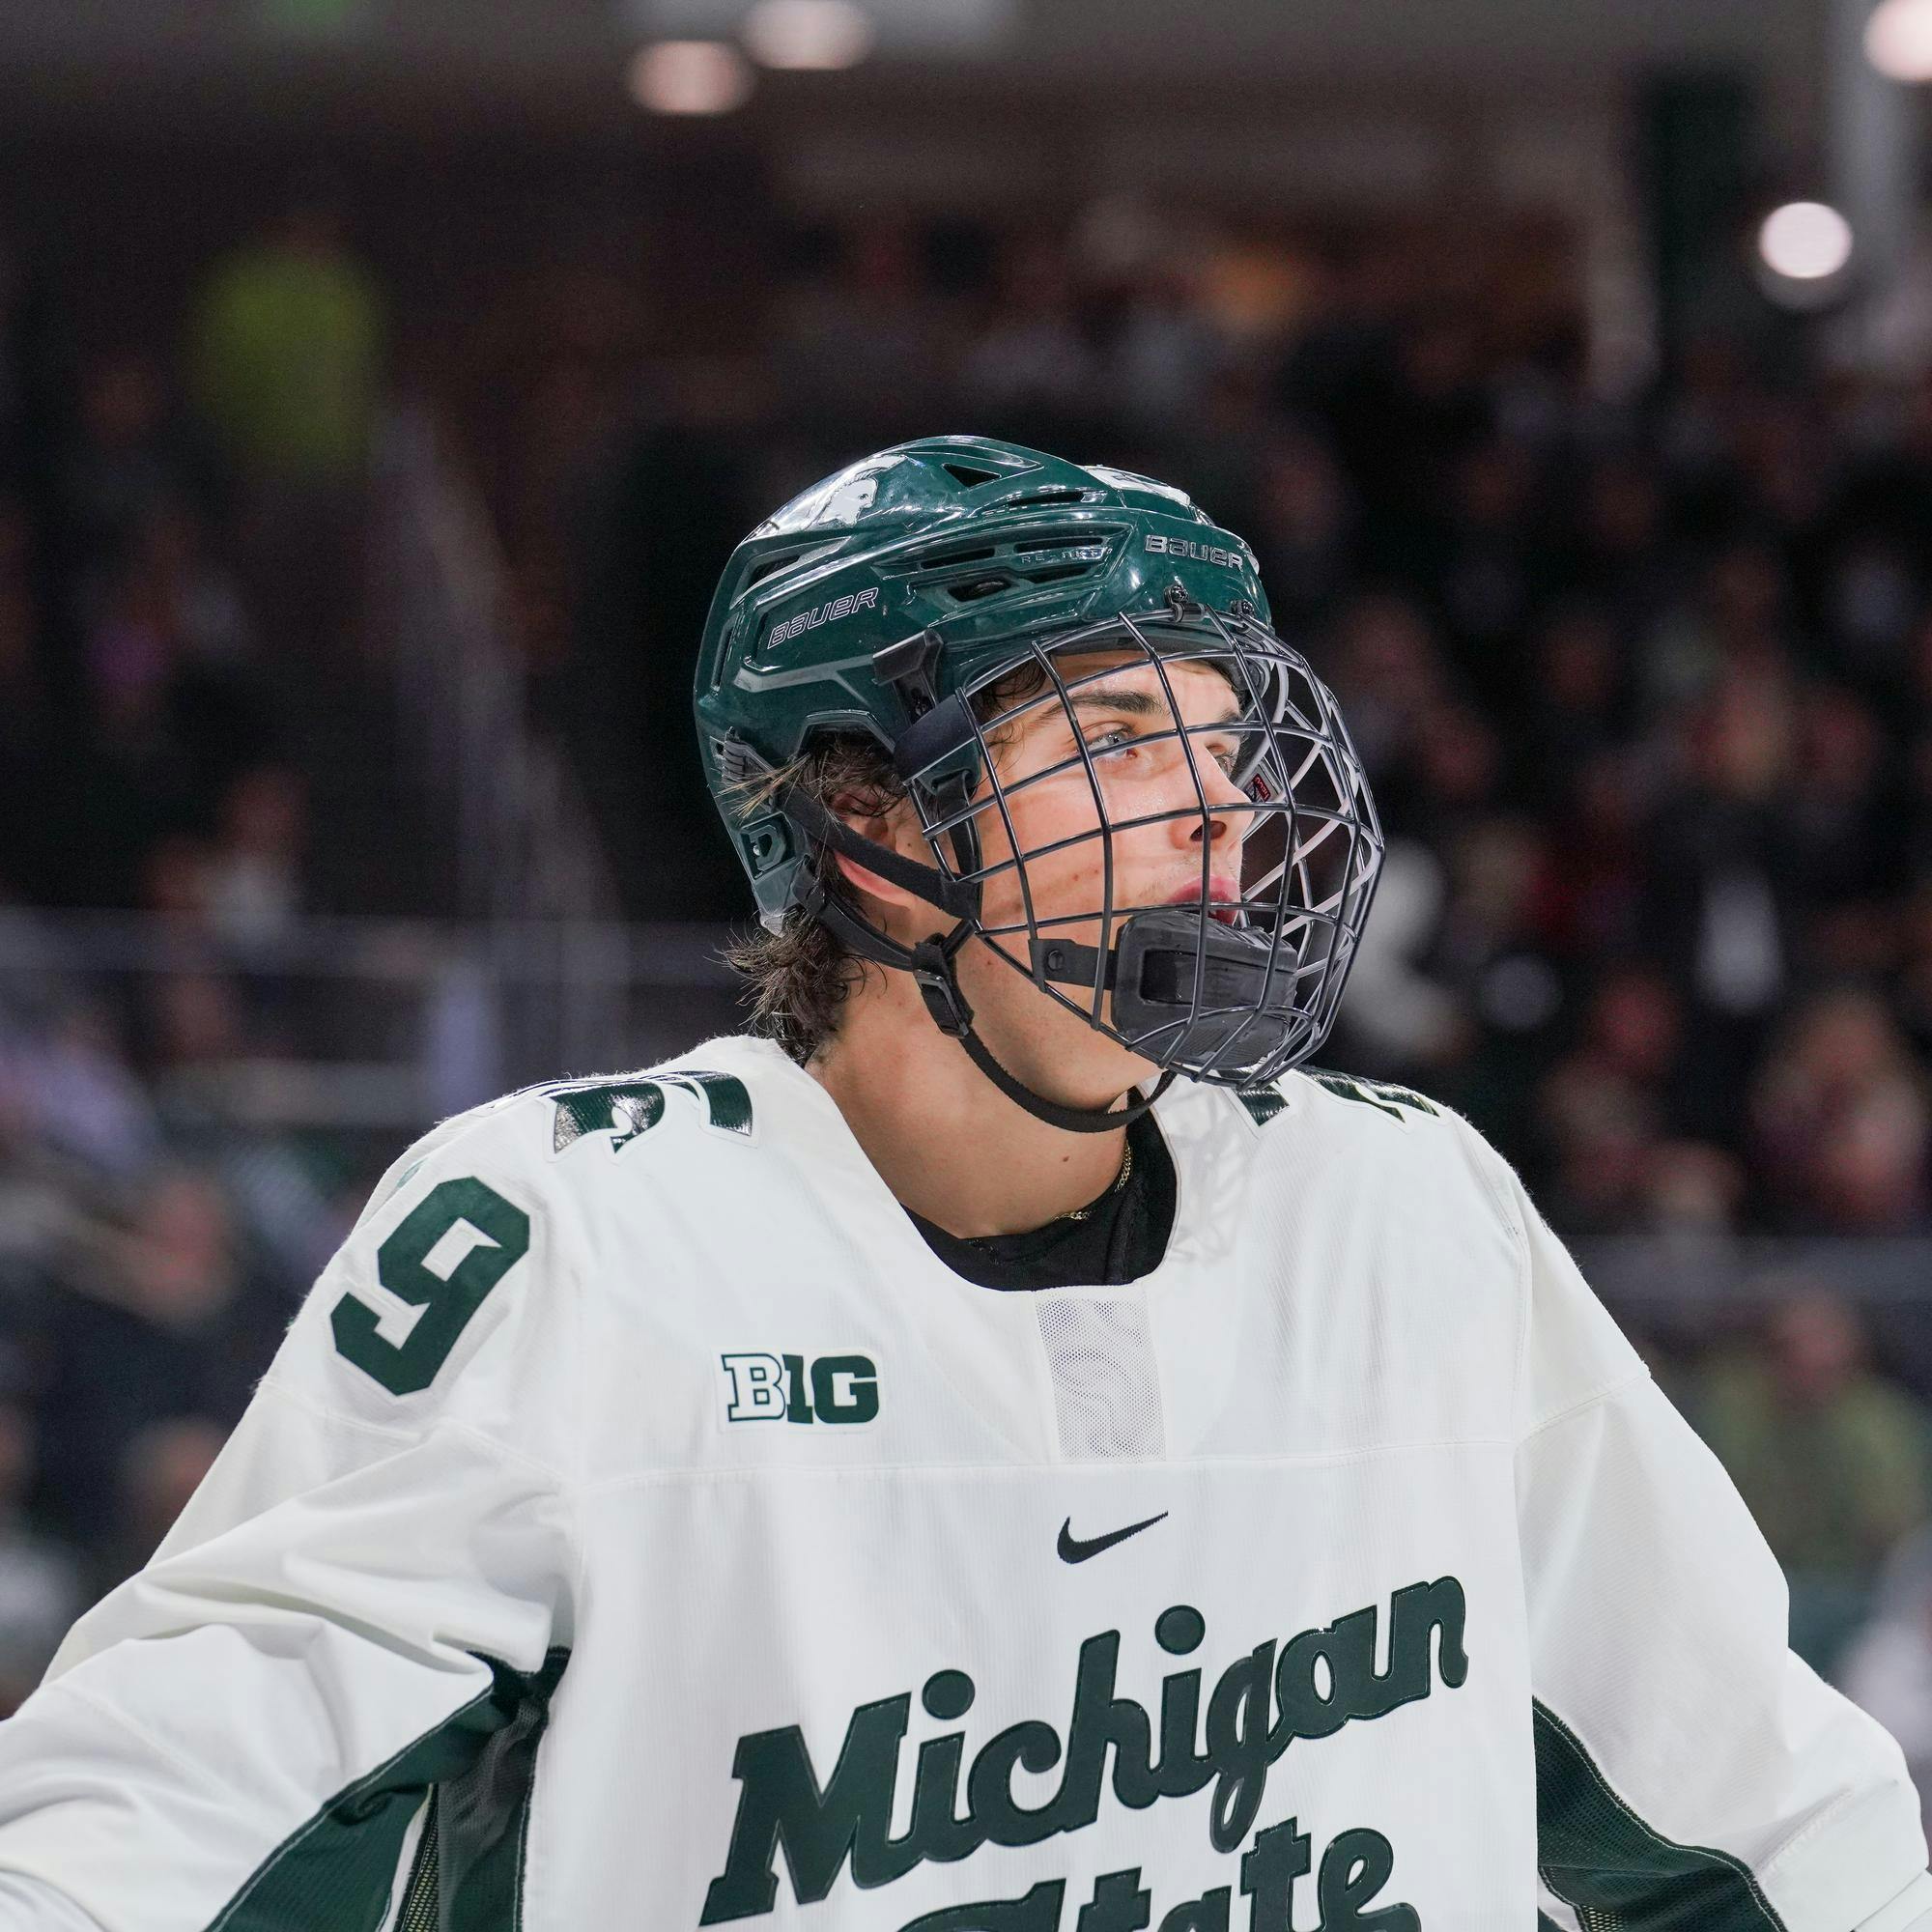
[{"x1": 904, "y1": 1110, "x2": 1178, "y2": 1292}]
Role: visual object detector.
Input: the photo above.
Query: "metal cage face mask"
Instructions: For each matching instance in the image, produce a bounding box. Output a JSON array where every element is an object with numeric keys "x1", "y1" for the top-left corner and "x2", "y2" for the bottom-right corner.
[{"x1": 895, "y1": 602, "x2": 1384, "y2": 1089}]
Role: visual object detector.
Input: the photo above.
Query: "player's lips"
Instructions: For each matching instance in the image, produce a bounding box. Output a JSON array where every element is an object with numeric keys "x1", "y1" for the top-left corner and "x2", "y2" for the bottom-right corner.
[{"x1": 1161, "y1": 877, "x2": 1241, "y2": 924}]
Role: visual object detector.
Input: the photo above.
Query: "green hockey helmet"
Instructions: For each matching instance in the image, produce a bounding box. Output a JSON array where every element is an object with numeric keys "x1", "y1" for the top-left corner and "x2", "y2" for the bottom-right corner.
[{"x1": 694, "y1": 435, "x2": 1382, "y2": 1130}]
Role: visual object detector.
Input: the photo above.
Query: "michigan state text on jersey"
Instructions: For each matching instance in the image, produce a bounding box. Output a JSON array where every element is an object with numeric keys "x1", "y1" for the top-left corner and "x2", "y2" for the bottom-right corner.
[{"x1": 0, "y1": 439, "x2": 1924, "y2": 1931}]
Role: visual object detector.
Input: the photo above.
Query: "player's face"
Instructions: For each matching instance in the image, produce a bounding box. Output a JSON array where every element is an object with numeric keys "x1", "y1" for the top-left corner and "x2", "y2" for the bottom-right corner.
[
  {"x1": 968, "y1": 650, "x2": 1253, "y2": 955},
  {"x1": 950, "y1": 649, "x2": 1258, "y2": 1099}
]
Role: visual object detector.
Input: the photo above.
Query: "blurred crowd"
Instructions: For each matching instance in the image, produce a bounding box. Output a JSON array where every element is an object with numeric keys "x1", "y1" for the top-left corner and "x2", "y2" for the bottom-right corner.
[
  {"x1": 0, "y1": 198, "x2": 387, "y2": 1705},
  {"x1": 0, "y1": 191, "x2": 382, "y2": 927},
  {"x1": 1, "y1": 195, "x2": 1931, "y2": 1814}
]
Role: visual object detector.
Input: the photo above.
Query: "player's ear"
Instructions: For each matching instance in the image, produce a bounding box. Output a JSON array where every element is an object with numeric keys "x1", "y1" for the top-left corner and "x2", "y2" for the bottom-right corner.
[{"x1": 827, "y1": 791, "x2": 925, "y2": 910}]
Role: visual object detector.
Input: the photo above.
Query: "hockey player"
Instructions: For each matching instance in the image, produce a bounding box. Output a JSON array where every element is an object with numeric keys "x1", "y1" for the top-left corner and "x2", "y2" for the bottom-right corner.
[{"x1": 0, "y1": 435, "x2": 1924, "y2": 1930}]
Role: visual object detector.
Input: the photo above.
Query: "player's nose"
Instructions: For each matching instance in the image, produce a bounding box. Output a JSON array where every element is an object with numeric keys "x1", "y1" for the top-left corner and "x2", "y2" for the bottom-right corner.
[{"x1": 1174, "y1": 742, "x2": 1250, "y2": 845}]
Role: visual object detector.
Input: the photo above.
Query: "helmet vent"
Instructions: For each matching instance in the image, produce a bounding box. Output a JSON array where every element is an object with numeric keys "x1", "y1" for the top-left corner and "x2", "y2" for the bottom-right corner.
[
  {"x1": 902, "y1": 543, "x2": 998, "y2": 572},
  {"x1": 1005, "y1": 487, "x2": 1089, "y2": 509},
  {"x1": 949, "y1": 575, "x2": 1014, "y2": 603},
  {"x1": 710, "y1": 733, "x2": 769, "y2": 789},
  {"x1": 1012, "y1": 533, "x2": 1105, "y2": 556},
  {"x1": 942, "y1": 462, "x2": 1003, "y2": 488},
  {"x1": 746, "y1": 549, "x2": 807, "y2": 586}
]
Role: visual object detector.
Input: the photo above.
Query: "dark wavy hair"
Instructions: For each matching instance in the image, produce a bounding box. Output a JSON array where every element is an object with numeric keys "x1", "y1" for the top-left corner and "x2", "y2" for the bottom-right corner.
[
  {"x1": 721, "y1": 664, "x2": 1052, "y2": 1063},
  {"x1": 721, "y1": 734, "x2": 908, "y2": 1064}
]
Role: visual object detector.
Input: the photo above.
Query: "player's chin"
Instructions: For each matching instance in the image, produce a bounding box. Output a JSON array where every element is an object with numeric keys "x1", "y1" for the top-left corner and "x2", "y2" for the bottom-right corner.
[
  {"x1": 1044, "y1": 1000, "x2": 1165, "y2": 1109},
  {"x1": 976, "y1": 975, "x2": 1152, "y2": 1109},
  {"x1": 1099, "y1": 1009, "x2": 1166, "y2": 1090}
]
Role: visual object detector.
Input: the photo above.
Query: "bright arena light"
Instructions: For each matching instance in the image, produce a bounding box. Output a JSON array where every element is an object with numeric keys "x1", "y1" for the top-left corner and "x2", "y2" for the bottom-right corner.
[
  {"x1": 742, "y1": 0, "x2": 874, "y2": 70},
  {"x1": 1866, "y1": 0, "x2": 1932, "y2": 82},
  {"x1": 627, "y1": 40, "x2": 754, "y2": 114},
  {"x1": 1757, "y1": 202, "x2": 1855, "y2": 281}
]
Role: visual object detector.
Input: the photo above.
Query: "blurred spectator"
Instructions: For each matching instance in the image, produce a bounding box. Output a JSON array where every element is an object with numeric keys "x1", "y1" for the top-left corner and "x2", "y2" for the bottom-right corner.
[
  {"x1": 59, "y1": 351, "x2": 198, "y2": 563},
  {"x1": 188, "y1": 192, "x2": 385, "y2": 491},
  {"x1": 1327, "y1": 592, "x2": 1452, "y2": 797},
  {"x1": 1335, "y1": 839, "x2": 1465, "y2": 1070},
  {"x1": 769, "y1": 220, "x2": 951, "y2": 447},
  {"x1": 1535, "y1": 750, "x2": 1648, "y2": 964},
  {"x1": 1780, "y1": 686, "x2": 1899, "y2": 972},
  {"x1": 1642, "y1": 671, "x2": 1802, "y2": 1137},
  {"x1": 0, "y1": 1364, "x2": 83, "y2": 1716},
  {"x1": 1534, "y1": 966, "x2": 1706, "y2": 1231},
  {"x1": 1423, "y1": 815, "x2": 1566, "y2": 1149},
  {"x1": 0, "y1": 993, "x2": 158, "y2": 1183},
  {"x1": 1517, "y1": 603, "x2": 1628, "y2": 815},
  {"x1": 1539, "y1": 1076, "x2": 1662, "y2": 1235},
  {"x1": 1565, "y1": 452, "x2": 1679, "y2": 639},
  {"x1": 97, "y1": 1415, "x2": 229, "y2": 1595},
  {"x1": 0, "y1": 495, "x2": 45, "y2": 898},
  {"x1": 1837, "y1": 1528, "x2": 1932, "y2": 1832},
  {"x1": 188, "y1": 185, "x2": 384, "y2": 674},
  {"x1": 1431, "y1": 436, "x2": 1545, "y2": 708},
  {"x1": 1699, "y1": 1292, "x2": 1931, "y2": 1673},
  {"x1": 121, "y1": 493, "x2": 254, "y2": 669},
  {"x1": 1639, "y1": 1139, "x2": 1746, "y2": 1234},
  {"x1": 1107, "y1": 256, "x2": 1225, "y2": 437},
  {"x1": 961, "y1": 237, "x2": 1102, "y2": 444},
  {"x1": 30, "y1": 1167, "x2": 289, "y2": 1550},
  {"x1": 1244, "y1": 428, "x2": 1357, "y2": 632},
  {"x1": 202, "y1": 766, "x2": 307, "y2": 952},
  {"x1": 1749, "y1": 989, "x2": 1931, "y2": 1233}
]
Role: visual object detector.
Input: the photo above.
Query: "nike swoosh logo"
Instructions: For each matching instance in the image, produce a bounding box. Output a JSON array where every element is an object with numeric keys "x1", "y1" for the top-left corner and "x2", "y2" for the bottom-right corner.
[{"x1": 1057, "y1": 1511, "x2": 1169, "y2": 1564}]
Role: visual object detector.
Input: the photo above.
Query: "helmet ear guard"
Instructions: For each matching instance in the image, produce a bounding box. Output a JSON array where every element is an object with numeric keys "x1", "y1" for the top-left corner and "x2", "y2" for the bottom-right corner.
[{"x1": 781, "y1": 786, "x2": 980, "y2": 928}]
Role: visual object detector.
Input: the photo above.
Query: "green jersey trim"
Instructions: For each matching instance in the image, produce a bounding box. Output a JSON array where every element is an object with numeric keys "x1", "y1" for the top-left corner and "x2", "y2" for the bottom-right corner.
[
  {"x1": 205, "y1": 1647, "x2": 570, "y2": 1932},
  {"x1": 1534, "y1": 1699, "x2": 1788, "y2": 1929}
]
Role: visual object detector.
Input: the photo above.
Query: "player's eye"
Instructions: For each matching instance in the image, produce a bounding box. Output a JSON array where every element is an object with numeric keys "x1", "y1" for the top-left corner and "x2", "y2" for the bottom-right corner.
[
  {"x1": 1177, "y1": 724, "x2": 1242, "y2": 779},
  {"x1": 1084, "y1": 725, "x2": 1142, "y2": 761},
  {"x1": 1083, "y1": 724, "x2": 1240, "y2": 780}
]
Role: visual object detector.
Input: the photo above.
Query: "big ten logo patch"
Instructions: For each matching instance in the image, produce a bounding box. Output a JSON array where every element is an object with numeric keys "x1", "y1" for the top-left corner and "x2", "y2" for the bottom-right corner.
[{"x1": 721, "y1": 1352, "x2": 879, "y2": 1427}]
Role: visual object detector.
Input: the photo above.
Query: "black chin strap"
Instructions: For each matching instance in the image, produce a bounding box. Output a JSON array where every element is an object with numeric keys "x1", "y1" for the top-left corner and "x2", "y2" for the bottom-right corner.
[
  {"x1": 791, "y1": 805, "x2": 1173, "y2": 1134},
  {"x1": 782, "y1": 789, "x2": 979, "y2": 920},
  {"x1": 905, "y1": 937, "x2": 1177, "y2": 1135}
]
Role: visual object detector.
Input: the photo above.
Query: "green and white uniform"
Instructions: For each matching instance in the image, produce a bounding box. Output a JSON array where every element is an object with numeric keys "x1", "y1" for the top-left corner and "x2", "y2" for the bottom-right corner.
[{"x1": 0, "y1": 1035, "x2": 1924, "y2": 1931}]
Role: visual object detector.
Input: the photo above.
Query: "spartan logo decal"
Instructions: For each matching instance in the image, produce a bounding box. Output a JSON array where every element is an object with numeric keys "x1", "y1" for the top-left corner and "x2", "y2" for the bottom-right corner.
[
  {"x1": 1235, "y1": 1081, "x2": 1291, "y2": 1128},
  {"x1": 1307, "y1": 1069, "x2": 1438, "y2": 1125},
  {"x1": 1237, "y1": 1070, "x2": 1439, "y2": 1132},
  {"x1": 546, "y1": 1070, "x2": 753, "y2": 1155}
]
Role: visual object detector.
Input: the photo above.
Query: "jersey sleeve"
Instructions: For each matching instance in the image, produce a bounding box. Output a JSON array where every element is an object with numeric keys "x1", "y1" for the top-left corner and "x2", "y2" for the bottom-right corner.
[
  {"x1": 1471, "y1": 1124, "x2": 1932, "y2": 1931},
  {"x1": 0, "y1": 1101, "x2": 581, "y2": 1932}
]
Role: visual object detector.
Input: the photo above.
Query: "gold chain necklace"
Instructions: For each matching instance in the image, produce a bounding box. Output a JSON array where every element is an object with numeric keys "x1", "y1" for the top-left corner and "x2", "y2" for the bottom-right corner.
[{"x1": 1063, "y1": 1139, "x2": 1134, "y2": 1223}]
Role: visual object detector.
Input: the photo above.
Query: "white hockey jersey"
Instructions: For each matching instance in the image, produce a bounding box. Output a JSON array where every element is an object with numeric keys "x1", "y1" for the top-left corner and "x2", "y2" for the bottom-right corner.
[{"x1": 0, "y1": 1034, "x2": 1925, "y2": 1932}]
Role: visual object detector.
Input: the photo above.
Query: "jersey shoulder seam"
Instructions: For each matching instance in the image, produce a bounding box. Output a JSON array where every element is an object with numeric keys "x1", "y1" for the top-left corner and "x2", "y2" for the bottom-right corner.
[
  {"x1": 41, "y1": 1673, "x2": 208, "y2": 1788},
  {"x1": 1517, "y1": 1365, "x2": 1654, "y2": 1448},
  {"x1": 575, "y1": 1433, "x2": 1516, "y2": 1494},
  {"x1": 1433, "y1": 1109, "x2": 1535, "y2": 1432},
  {"x1": 258, "y1": 1371, "x2": 577, "y2": 1490},
  {"x1": 353, "y1": 1094, "x2": 555, "y2": 1232}
]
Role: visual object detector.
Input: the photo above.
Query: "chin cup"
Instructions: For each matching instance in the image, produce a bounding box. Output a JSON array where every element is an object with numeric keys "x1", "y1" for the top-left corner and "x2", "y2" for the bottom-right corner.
[{"x1": 1032, "y1": 906, "x2": 1303, "y2": 1076}]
